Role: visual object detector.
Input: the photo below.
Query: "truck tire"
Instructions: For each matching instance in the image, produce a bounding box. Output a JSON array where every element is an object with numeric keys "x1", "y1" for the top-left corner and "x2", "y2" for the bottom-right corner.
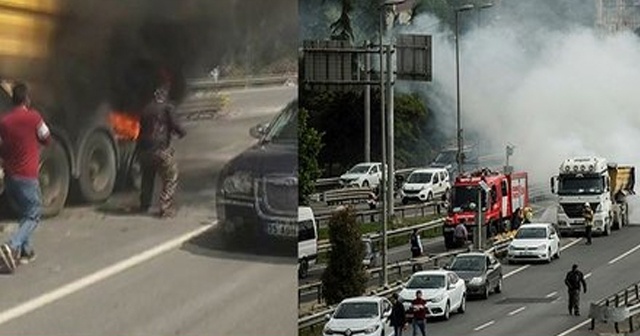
[
  {"x1": 128, "y1": 150, "x2": 142, "y2": 191},
  {"x1": 77, "y1": 132, "x2": 117, "y2": 203},
  {"x1": 40, "y1": 139, "x2": 70, "y2": 217}
]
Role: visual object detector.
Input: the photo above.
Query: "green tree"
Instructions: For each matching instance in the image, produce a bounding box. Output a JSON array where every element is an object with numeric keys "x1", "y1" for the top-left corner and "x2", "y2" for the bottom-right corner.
[
  {"x1": 394, "y1": 93, "x2": 432, "y2": 168},
  {"x1": 299, "y1": 108, "x2": 324, "y2": 205},
  {"x1": 321, "y1": 207, "x2": 368, "y2": 305},
  {"x1": 330, "y1": 0, "x2": 355, "y2": 41}
]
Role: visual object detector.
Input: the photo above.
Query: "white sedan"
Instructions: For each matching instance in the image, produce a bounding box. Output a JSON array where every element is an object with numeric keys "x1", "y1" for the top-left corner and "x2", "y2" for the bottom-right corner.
[
  {"x1": 507, "y1": 223, "x2": 561, "y2": 264},
  {"x1": 322, "y1": 296, "x2": 393, "y2": 336},
  {"x1": 398, "y1": 270, "x2": 466, "y2": 320}
]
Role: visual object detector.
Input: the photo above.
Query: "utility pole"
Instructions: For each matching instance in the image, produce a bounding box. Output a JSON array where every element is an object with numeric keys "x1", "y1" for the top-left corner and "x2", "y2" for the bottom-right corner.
[
  {"x1": 379, "y1": 4, "x2": 388, "y2": 288},
  {"x1": 364, "y1": 40, "x2": 371, "y2": 162}
]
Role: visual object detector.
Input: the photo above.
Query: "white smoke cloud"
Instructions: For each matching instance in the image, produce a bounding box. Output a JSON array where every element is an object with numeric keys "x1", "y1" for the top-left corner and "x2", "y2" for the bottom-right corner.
[{"x1": 395, "y1": 6, "x2": 640, "y2": 186}]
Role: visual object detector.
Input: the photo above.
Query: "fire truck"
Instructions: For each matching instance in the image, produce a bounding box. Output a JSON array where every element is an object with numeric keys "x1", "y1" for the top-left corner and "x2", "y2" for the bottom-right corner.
[{"x1": 443, "y1": 168, "x2": 529, "y2": 249}]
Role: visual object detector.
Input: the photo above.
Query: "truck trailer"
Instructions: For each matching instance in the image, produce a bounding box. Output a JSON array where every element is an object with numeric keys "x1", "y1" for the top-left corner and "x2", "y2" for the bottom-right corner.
[{"x1": 551, "y1": 157, "x2": 635, "y2": 236}]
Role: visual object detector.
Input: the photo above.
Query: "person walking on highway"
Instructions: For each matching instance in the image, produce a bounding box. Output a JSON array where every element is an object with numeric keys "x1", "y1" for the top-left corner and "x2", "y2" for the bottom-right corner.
[
  {"x1": 523, "y1": 206, "x2": 533, "y2": 224},
  {"x1": 0, "y1": 83, "x2": 50, "y2": 272},
  {"x1": 565, "y1": 264, "x2": 587, "y2": 316},
  {"x1": 583, "y1": 203, "x2": 594, "y2": 245},
  {"x1": 137, "y1": 85, "x2": 187, "y2": 218},
  {"x1": 410, "y1": 290, "x2": 428, "y2": 336},
  {"x1": 410, "y1": 229, "x2": 423, "y2": 258},
  {"x1": 390, "y1": 293, "x2": 407, "y2": 336}
]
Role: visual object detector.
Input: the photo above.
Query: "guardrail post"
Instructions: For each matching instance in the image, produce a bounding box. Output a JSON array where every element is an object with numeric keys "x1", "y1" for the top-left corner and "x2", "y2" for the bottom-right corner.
[
  {"x1": 630, "y1": 315, "x2": 634, "y2": 332},
  {"x1": 590, "y1": 318, "x2": 595, "y2": 330},
  {"x1": 625, "y1": 289, "x2": 629, "y2": 306},
  {"x1": 615, "y1": 321, "x2": 619, "y2": 333},
  {"x1": 636, "y1": 284, "x2": 639, "y2": 300},
  {"x1": 615, "y1": 294, "x2": 620, "y2": 307},
  {"x1": 317, "y1": 285, "x2": 323, "y2": 304}
]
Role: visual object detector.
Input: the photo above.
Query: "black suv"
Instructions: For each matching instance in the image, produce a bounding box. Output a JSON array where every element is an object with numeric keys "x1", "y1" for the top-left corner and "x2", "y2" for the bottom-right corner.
[{"x1": 216, "y1": 101, "x2": 297, "y2": 256}]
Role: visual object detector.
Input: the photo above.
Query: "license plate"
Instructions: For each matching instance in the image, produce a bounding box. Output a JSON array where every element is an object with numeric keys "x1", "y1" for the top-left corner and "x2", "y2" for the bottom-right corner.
[{"x1": 266, "y1": 222, "x2": 297, "y2": 237}]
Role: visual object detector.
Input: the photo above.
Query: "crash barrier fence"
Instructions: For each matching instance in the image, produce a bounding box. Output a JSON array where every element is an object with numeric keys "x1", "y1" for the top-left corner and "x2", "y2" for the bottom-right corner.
[
  {"x1": 314, "y1": 201, "x2": 443, "y2": 228},
  {"x1": 298, "y1": 239, "x2": 519, "y2": 332},
  {"x1": 186, "y1": 75, "x2": 296, "y2": 90},
  {"x1": 589, "y1": 280, "x2": 640, "y2": 333},
  {"x1": 317, "y1": 218, "x2": 445, "y2": 253}
]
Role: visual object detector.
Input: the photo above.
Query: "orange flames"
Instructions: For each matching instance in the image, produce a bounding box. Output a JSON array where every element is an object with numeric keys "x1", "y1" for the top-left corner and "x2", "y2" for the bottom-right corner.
[{"x1": 109, "y1": 111, "x2": 140, "y2": 141}]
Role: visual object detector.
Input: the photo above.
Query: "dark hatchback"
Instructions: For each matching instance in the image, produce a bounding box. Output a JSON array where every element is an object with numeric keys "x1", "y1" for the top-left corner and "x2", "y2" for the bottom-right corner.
[
  {"x1": 446, "y1": 251, "x2": 503, "y2": 299},
  {"x1": 215, "y1": 101, "x2": 298, "y2": 257}
]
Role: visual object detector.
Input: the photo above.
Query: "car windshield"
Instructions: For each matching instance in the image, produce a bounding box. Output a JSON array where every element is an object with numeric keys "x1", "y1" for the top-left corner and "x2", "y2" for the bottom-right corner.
[
  {"x1": 452, "y1": 186, "x2": 486, "y2": 211},
  {"x1": 558, "y1": 175, "x2": 603, "y2": 195},
  {"x1": 407, "y1": 172, "x2": 433, "y2": 184},
  {"x1": 333, "y1": 302, "x2": 379, "y2": 319},
  {"x1": 406, "y1": 274, "x2": 445, "y2": 289},
  {"x1": 515, "y1": 227, "x2": 547, "y2": 239},
  {"x1": 263, "y1": 102, "x2": 297, "y2": 143},
  {"x1": 348, "y1": 165, "x2": 371, "y2": 174},
  {"x1": 450, "y1": 256, "x2": 485, "y2": 272}
]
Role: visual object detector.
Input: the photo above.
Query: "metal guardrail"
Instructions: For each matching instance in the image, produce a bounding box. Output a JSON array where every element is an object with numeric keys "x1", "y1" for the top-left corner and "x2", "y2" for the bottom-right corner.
[
  {"x1": 314, "y1": 201, "x2": 443, "y2": 227},
  {"x1": 317, "y1": 218, "x2": 445, "y2": 253},
  {"x1": 187, "y1": 75, "x2": 296, "y2": 90},
  {"x1": 589, "y1": 280, "x2": 640, "y2": 333}
]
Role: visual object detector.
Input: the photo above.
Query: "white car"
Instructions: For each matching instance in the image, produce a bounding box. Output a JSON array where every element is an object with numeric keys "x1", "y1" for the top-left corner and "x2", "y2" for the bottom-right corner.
[
  {"x1": 401, "y1": 168, "x2": 450, "y2": 204},
  {"x1": 339, "y1": 163, "x2": 383, "y2": 189},
  {"x1": 298, "y1": 206, "x2": 318, "y2": 279},
  {"x1": 398, "y1": 270, "x2": 466, "y2": 320},
  {"x1": 507, "y1": 223, "x2": 561, "y2": 264},
  {"x1": 322, "y1": 296, "x2": 393, "y2": 336}
]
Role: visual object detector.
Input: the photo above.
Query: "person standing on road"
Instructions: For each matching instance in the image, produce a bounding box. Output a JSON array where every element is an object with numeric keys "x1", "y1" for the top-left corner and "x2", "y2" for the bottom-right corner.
[
  {"x1": 410, "y1": 290, "x2": 428, "y2": 336},
  {"x1": 410, "y1": 229, "x2": 423, "y2": 258},
  {"x1": 523, "y1": 206, "x2": 533, "y2": 224},
  {"x1": 454, "y1": 222, "x2": 468, "y2": 248},
  {"x1": 390, "y1": 293, "x2": 407, "y2": 336},
  {"x1": 583, "y1": 203, "x2": 594, "y2": 245},
  {"x1": 0, "y1": 83, "x2": 50, "y2": 272},
  {"x1": 137, "y1": 85, "x2": 187, "y2": 218},
  {"x1": 565, "y1": 264, "x2": 587, "y2": 316}
]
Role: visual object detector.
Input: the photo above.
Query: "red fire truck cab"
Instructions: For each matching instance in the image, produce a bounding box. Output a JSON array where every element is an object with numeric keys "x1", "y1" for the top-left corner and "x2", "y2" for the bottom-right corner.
[{"x1": 443, "y1": 168, "x2": 529, "y2": 249}]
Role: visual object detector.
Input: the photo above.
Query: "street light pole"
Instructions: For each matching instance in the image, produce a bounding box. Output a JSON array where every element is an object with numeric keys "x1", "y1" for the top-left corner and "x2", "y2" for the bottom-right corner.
[
  {"x1": 379, "y1": 0, "x2": 405, "y2": 288},
  {"x1": 455, "y1": 4, "x2": 473, "y2": 177}
]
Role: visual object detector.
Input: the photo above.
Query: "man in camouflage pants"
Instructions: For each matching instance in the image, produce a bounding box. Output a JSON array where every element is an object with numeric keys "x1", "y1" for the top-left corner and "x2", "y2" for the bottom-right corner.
[{"x1": 137, "y1": 86, "x2": 186, "y2": 218}]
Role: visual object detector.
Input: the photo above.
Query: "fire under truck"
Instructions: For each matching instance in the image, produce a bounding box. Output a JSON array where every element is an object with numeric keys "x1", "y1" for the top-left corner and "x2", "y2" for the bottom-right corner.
[
  {"x1": 443, "y1": 168, "x2": 529, "y2": 249},
  {"x1": 0, "y1": 0, "x2": 231, "y2": 217}
]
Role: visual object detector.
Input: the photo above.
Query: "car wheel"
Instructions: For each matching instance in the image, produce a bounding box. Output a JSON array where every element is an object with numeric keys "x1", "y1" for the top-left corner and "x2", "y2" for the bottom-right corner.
[
  {"x1": 402, "y1": 198, "x2": 409, "y2": 205},
  {"x1": 495, "y1": 277, "x2": 503, "y2": 294},
  {"x1": 443, "y1": 301, "x2": 451, "y2": 320},
  {"x1": 298, "y1": 259, "x2": 309, "y2": 279},
  {"x1": 362, "y1": 180, "x2": 370, "y2": 188},
  {"x1": 457, "y1": 295, "x2": 466, "y2": 314},
  {"x1": 482, "y1": 284, "x2": 490, "y2": 299}
]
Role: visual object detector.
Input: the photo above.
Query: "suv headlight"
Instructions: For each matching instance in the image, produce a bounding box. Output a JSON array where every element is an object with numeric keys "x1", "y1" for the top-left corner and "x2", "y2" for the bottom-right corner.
[
  {"x1": 364, "y1": 325, "x2": 380, "y2": 334},
  {"x1": 432, "y1": 294, "x2": 445, "y2": 302},
  {"x1": 537, "y1": 244, "x2": 547, "y2": 250},
  {"x1": 222, "y1": 171, "x2": 253, "y2": 195},
  {"x1": 469, "y1": 276, "x2": 483, "y2": 285},
  {"x1": 323, "y1": 326, "x2": 335, "y2": 335}
]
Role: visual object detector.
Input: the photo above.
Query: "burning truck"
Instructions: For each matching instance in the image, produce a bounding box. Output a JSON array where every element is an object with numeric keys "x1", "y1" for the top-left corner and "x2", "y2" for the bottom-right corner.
[{"x1": 0, "y1": 0, "x2": 235, "y2": 217}]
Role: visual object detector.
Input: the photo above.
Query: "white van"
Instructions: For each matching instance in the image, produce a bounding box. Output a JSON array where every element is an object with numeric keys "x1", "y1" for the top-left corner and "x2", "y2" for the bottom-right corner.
[
  {"x1": 298, "y1": 206, "x2": 318, "y2": 279},
  {"x1": 401, "y1": 167, "x2": 450, "y2": 204}
]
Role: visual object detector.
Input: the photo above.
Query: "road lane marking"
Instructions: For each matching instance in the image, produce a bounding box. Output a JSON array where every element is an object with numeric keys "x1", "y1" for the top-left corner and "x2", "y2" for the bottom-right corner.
[
  {"x1": 474, "y1": 320, "x2": 495, "y2": 331},
  {"x1": 504, "y1": 265, "x2": 530, "y2": 279},
  {"x1": 0, "y1": 222, "x2": 216, "y2": 326},
  {"x1": 584, "y1": 272, "x2": 592, "y2": 279},
  {"x1": 545, "y1": 291, "x2": 557, "y2": 298},
  {"x1": 507, "y1": 306, "x2": 526, "y2": 316},
  {"x1": 560, "y1": 238, "x2": 583, "y2": 251},
  {"x1": 555, "y1": 319, "x2": 590, "y2": 336},
  {"x1": 607, "y1": 243, "x2": 640, "y2": 265}
]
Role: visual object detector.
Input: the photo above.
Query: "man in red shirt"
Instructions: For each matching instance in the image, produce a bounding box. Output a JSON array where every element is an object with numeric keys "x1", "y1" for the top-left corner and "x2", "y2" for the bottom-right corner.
[
  {"x1": 410, "y1": 290, "x2": 429, "y2": 336},
  {"x1": 0, "y1": 83, "x2": 50, "y2": 273}
]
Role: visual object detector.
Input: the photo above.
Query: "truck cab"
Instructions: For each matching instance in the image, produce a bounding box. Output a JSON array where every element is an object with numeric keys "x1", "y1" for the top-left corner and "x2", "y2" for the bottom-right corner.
[{"x1": 551, "y1": 157, "x2": 635, "y2": 236}]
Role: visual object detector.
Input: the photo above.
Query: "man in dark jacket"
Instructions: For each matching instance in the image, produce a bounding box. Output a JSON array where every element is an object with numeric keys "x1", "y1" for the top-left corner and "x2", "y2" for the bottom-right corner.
[
  {"x1": 137, "y1": 86, "x2": 186, "y2": 218},
  {"x1": 389, "y1": 293, "x2": 406, "y2": 336},
  {"x1": 565, "y1": 264, "x2": 587, "y2": 316}
]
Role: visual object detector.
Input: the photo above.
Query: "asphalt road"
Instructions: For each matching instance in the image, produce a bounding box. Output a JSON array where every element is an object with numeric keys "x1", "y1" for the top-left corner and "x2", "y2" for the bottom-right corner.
[
  {"x1": 0, "y1": 86, "x2": 297, "y2": 336},
  {"x1": 399, "y1": 199, "x2": 640, "y2": 336}
]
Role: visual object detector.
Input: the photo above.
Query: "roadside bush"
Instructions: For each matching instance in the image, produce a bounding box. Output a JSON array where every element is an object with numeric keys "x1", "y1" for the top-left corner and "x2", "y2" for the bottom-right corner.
[{"x1": 321, "y1": 206, "x2": 369, "y2": 305}]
